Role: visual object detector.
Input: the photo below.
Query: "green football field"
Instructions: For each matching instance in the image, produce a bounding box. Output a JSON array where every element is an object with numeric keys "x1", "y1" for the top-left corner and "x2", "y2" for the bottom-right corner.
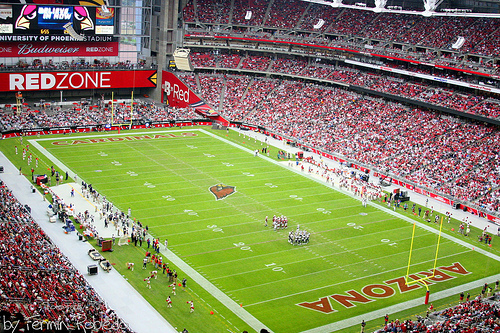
[{"x1": 9, "y1": 127, "x2": 500, "y2": 333}]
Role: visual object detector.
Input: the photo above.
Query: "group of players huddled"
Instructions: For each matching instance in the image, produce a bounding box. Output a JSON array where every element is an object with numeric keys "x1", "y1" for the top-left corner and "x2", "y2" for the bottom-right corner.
[
  {"x1": 288, "y1": 226, "x2": 310, "y2": 245},
  {"x1": 272, "y1": 215, "x2": 288, "y2": 230},
  {"x1": 265, "y1": 215, "x2": 310, "y2": 245}
]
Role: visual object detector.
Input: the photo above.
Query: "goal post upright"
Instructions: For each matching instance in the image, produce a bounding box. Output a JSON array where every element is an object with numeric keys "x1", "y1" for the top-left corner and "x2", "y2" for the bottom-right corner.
[
  {"x1": 404, "y1": 216, "x2": 444, "y2": 303},
  {"x1": 130, "y1": 91, "x2": 134, "y2": 128},
  {"x1": 111, "y1": 91, "x2": 115, "y2": 126}
]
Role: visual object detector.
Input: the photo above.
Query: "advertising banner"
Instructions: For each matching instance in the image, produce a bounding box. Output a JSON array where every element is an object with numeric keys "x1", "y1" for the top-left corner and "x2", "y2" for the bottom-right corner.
[
  {"x1": 0, "y1": 70, "x2": 157, "y2": 91},
  {"x1": 161, "y1": 71, "x2": 217, "y2": 116},
  {"x1": 0, "y1": 41, "x2": 118, "y2": 57}
]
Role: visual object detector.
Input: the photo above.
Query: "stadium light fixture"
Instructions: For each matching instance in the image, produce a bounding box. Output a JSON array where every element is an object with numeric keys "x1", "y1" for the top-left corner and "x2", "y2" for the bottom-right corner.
[{"x1": 451, "y1": 36, "x2": 465, "y2": 49}]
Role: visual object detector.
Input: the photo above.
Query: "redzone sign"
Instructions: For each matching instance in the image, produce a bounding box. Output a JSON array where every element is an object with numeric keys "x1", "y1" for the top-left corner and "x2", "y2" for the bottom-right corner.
[
  {"x1": 10, "y1": 72, "x2": 111, "y2": 90},
  {"x1": 297, "y1": 262, "x2": 470, "y2": 313},
  {"x1": 0, "y1": 70, "x2": 157, "y2": 92}
]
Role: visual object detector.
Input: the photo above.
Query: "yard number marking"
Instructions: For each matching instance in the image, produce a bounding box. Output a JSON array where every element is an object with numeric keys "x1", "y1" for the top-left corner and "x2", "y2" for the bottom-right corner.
[
  {"x1": 185, "y1": 209, "x2": 198, "y2": 216},
  {"x1": 207, "y1": 224, "x2": 223, "y2": 232},
  {"x1": 347, "y1": 222, "x2": 364, "y2": 230},
  {"x1": 317, "y1": 208, "x2": 331, "y2": 214},
  {"x1": 265, "y1": 263, "x2": 286, "y2": 274},
  {"x1": 127, "y1": 171, "x2": 138, "y2": 176},
  {"x1": 233, "y1": 242, "x2": 253, "y2": 252},
  {"x1": 381, "y1": 239, "x2": 397, "y2": 246},
  {"x1": 162, "y1": 195, "x2": 175, "y2": 201}
]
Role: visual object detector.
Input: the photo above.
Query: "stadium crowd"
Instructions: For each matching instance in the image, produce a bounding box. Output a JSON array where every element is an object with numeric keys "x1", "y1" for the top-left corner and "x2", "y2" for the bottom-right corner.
[
  {"x1": 0, "y1": 182, "x2": 133, "y2": 332},
  {"x1": 182, "y1": 0, "x2": 500, "y2": 60},
  {"x1": 375, "y1": 295, "x2": 500, "y2": 332},
  {"x1": 188, "y1": 52, "x2": 500, "y2": 119},
  {"x1": 0, "y1": 101, "x2": 198, "y2": 131},
  {"x1": 182, "y1": 0, "x2": 500, "y2": 77}
]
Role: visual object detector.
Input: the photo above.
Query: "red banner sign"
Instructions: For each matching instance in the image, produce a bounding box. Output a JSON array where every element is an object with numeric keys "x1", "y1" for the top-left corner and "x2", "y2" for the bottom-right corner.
[
  {"x1": 0, "y1": 70, "x2": 157, "y2": 91},
  {"x1": 0, "y1": 41, "x2": 118, "y2": 57},
  {"x1": 161, "y1": 71, "x2": 201, "y2": 107},
  {"x1": 161, "y1": 71, "x2": 217, "y2": 116}
]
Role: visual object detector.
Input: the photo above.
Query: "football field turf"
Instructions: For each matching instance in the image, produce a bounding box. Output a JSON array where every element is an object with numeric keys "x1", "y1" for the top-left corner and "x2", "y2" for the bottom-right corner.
[{"x1": 21, "y1": 128, "x2": 500, "y2": 332}]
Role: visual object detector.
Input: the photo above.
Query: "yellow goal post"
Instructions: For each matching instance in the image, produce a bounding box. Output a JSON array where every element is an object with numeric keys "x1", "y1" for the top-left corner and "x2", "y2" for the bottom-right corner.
[{"x1": 404, "y1": 215, "x2": 444, "y2": 302}]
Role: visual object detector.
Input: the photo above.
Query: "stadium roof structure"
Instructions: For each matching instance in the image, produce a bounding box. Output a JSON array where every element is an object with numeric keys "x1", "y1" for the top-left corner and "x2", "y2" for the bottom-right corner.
[{"x1": 300, "y1": 0, "x2": 500, "y2": 17}]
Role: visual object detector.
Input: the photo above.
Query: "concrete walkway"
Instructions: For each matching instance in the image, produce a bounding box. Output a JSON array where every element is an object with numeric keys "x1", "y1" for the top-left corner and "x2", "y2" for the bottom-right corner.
[{"x1": 0, "y1": 152, "x2": 178, "y2": 333}]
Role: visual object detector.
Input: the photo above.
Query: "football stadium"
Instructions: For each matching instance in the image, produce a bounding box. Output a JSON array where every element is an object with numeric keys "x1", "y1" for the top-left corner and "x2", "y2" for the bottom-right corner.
[{"x1": 0, "y1": 0, "x2": 499, "y2": 332}]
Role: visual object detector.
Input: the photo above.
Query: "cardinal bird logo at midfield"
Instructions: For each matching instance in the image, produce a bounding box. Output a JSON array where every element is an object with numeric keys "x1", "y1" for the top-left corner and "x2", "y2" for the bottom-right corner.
[{"x1": 209, "y1": 184, "x2": 236, "y2": 201}]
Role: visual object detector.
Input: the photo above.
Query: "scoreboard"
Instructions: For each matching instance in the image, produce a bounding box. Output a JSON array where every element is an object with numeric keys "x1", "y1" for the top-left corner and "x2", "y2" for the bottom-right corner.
[{"x1": 0, "y1": 4, "x2": 115, "y2": 40}]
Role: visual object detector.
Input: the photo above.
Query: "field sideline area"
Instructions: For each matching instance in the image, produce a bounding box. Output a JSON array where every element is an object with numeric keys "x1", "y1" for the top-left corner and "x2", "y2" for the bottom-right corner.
[{"x1": 4, "y1": 127, "x2": 500, "y2": 333}]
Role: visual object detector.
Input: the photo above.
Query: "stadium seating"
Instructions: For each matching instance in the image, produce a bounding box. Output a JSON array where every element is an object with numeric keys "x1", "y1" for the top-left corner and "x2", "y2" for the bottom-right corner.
[
  {"x1": 375, "y1": 297, "x2": 500, "y2": 332},
  {"x1": 0, "y1": 102, "x2": 198, "y2": 132},
  {"x1": 0, "y1": 183, "x2": 132, "y2": 332},
  {"x1": 188, "y1": 52, "x2": 500, "y2": 119},
  {"x1": 182, "y1": 0, "x2": 500, "y2": 74}
]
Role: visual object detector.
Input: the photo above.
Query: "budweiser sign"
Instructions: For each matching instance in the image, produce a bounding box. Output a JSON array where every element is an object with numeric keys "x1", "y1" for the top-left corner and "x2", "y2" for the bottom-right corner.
[{"x1": 0, "y1": 41, "x2": 118, "y2": 57}]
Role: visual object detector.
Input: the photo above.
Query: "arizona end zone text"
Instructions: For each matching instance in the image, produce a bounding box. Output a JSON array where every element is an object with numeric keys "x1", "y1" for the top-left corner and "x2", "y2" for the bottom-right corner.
[
  {"x1": 51, "y1": 133, "x2": 198, "y2": 145},
  {"x1": 297, "y1": 262, "x2": 470, "y2": 313}
]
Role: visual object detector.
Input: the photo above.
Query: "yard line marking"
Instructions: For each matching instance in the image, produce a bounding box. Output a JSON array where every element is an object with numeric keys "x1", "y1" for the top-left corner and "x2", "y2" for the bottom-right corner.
[
  {"x1": 229, "y1": 241, "x2": 454, "y2": 293},
  {"x1": 208, "y1": 235, "x2": 453, "y2": 282},
  {"x1": 195, "y1": 230, "x2": 434, "y2": 270},
  {"x1": 175, "y1": 219, "x2": 411, "y2": 252},
  {"x1": 243, "y1": 248, "x2": 471, "y2": 308}
]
